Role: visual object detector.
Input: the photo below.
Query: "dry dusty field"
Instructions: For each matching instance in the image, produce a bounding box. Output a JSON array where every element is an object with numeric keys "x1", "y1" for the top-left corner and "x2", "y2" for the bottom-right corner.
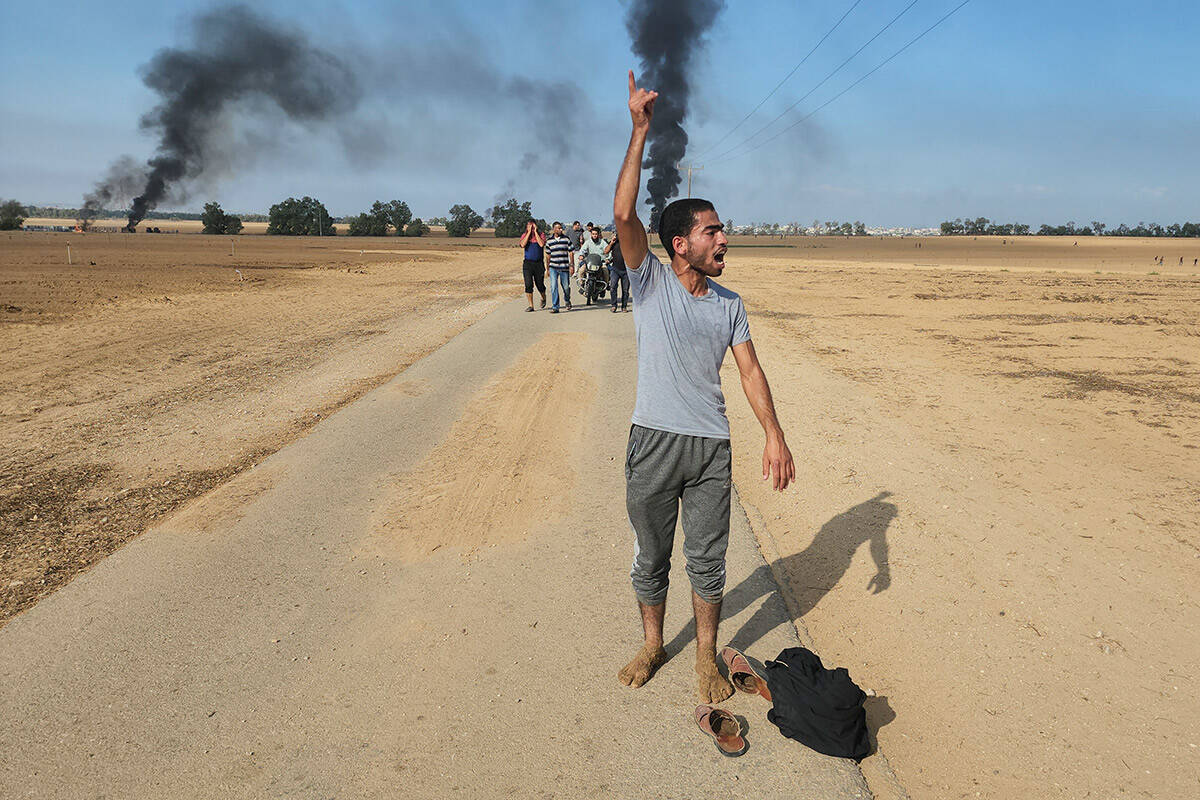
[
  {"x1": 2, "y1": 230, "x2": 1198, "y2": 798},
  {"x1": 21, "y1": 217, "x2": 456, "y2": 235},
  {"x1": 721, "y1": 235, "x2": 1199, "y2": 799},
  {"x1": 22, "y1": 217, "x2": 271, "y2": 235},
  {"x1": 0, "y1": 230, "x2": 518, "y2": 622}
]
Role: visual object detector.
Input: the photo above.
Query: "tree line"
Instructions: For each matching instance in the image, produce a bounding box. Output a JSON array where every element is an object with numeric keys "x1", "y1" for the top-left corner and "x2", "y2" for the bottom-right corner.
[
  {"x1": 941, "y1": 217, "x2": 1200, "y2": 238},
  {"x1": 256, "y1": 195, "x2": 545, "y2": 238}
]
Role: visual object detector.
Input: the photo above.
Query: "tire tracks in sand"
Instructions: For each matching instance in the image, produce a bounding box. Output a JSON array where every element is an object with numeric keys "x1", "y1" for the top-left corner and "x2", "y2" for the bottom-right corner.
[{"x1": 369, "y1": 332, "x2": 593, "y2": 561}]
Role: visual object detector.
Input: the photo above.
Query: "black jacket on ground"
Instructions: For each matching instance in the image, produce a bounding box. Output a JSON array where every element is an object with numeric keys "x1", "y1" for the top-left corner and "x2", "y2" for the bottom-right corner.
[{"x1": 763, "y1": 646, "x2": 871, "y2": 760}]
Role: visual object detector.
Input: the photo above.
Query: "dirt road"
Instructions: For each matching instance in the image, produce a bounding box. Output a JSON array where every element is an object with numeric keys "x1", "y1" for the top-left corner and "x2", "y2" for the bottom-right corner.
[{"x1": 0, "y1": 298, "x2": 871, "y2": 798}]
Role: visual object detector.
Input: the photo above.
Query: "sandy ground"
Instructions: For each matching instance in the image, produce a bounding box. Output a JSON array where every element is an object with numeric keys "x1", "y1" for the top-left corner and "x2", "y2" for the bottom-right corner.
[
  {"x1": 3, "y1": 230, "x2": 1198, "y2": 797},
  {"x1": 720, "y1": 235, "x2": 1199, "y2": 798},
  {"x1": 370, "y1": 331, "x2": 593, "y2": 562},
  {"x1": 0, "y1": 231, "x2": 520, "y2": 621}
]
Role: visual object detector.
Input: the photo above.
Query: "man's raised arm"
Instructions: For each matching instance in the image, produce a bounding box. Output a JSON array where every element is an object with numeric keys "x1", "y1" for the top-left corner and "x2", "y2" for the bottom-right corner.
[{"x1": 614, "y1": 70, "x2": 657, "y2": 270}]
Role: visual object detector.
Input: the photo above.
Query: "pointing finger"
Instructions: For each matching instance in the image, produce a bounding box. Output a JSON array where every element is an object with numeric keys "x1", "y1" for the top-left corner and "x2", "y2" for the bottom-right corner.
[{"x1": 628, "y1": 70, "x2": 636, "y2": 97}]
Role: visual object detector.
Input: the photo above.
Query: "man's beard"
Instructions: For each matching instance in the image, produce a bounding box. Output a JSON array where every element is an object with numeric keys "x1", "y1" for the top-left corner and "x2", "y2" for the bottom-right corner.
[{"x1": 686, "y1": 251, "x2": 725, "y2": 277}]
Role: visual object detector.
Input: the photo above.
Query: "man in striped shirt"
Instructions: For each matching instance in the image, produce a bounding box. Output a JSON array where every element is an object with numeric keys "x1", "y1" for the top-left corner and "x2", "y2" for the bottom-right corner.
[{"x1": 544, "y1": 221, "x2": 574, "y2": 313}]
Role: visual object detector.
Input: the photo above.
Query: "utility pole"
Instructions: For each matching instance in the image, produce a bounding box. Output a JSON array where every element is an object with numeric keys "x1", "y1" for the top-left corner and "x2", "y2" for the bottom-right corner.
[{"x1": 676, "y1": 163, "x2": 704, "y2": 198}]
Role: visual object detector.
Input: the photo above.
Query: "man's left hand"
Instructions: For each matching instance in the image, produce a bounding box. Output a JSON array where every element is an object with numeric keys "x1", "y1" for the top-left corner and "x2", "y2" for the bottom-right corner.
[{"x1": 762, "y1": 436, "x2": 794, "y2": 491}]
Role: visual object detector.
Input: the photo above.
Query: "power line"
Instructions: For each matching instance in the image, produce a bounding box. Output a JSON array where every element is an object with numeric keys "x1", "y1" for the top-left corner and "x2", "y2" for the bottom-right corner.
[
  {"x1": 691, "y1": 0, "x2": 865, "y2": 160},
  {"x1": 705, "y1": 0, "x2": 921, "y2": 165},
  {"x1": 707, "y1": 0, "x2": 972, "y2": 166}
]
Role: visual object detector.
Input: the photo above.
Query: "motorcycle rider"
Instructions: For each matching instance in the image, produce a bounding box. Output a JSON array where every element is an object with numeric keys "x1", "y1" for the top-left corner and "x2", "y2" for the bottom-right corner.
[{"x1": 577, "y1": 225, "x2": 609, "y2": 303}]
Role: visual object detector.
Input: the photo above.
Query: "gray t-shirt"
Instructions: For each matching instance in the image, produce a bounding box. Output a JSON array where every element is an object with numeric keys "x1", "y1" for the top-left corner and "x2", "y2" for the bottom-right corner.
[{"x1": 628, "y1": 250, "x2": 751, "y2": 439}]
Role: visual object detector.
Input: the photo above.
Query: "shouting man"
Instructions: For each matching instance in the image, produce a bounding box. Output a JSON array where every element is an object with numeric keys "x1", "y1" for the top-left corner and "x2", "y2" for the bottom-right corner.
[{"x1": 614, "y1": 71, "x2": 795, "y2": 703}]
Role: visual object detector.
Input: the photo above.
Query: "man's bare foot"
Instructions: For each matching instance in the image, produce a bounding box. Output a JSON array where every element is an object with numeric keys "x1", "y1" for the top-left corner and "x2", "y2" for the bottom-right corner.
[
  {"x1": 618, "y1": 643, "x2": 667, "y2": 688},
  {"x1": 696, "y1": 655, "x2": 734, "y2": 703}
]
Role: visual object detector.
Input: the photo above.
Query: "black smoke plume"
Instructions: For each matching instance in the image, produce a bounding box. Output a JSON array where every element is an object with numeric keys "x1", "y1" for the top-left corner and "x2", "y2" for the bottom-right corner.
[
  {"x1": 81, "y1": 4, "x2": 360, "y2": 231},
  {"x1": 625, "y1": 0, "x2": 724, "y2": 230}
]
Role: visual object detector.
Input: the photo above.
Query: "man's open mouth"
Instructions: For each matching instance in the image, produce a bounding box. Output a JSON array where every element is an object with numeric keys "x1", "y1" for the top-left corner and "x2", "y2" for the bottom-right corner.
[{"x1": 714, "y1": 250, "x2": 726, "y2": 264}]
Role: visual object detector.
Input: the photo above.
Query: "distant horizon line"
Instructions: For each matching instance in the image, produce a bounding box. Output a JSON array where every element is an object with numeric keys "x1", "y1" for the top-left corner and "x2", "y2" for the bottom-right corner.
[{"x1": 15, "y1": 201, "x2": 1200, "y2": 235}]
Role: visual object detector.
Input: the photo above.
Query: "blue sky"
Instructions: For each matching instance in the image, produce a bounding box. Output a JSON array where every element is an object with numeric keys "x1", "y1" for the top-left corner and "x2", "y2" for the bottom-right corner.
[{"x1": 2, "y1": 0, "x2": 1197, "y2": 226}]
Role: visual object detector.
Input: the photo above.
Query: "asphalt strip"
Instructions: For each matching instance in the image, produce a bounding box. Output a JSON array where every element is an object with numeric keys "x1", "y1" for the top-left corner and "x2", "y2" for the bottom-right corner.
[{"x1": 0, "y1": 299, "x2": 870, "y2": 799}]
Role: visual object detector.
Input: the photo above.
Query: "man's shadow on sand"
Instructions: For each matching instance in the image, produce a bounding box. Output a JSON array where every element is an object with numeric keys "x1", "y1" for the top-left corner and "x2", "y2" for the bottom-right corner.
[
  {"x1": 663, "y1": 491, "x2": 899, "y2": 743},
  {"x1": 664, "y1": 491, "x2": 897, "y2": 658}
]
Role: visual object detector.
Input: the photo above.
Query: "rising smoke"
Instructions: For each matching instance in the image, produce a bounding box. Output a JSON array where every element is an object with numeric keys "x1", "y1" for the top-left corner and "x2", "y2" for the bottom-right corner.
[
  {"x1": 625, "y1": 0, "x2": 725, "y2": 230},
  {"x1": 81, "y1": 4, "x2": 360, "y2": 230}
]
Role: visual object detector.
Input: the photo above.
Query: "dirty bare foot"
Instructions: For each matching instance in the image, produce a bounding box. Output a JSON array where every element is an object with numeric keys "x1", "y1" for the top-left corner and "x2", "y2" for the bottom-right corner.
[
  {"x1": 618, "y1": 643, "x2": 667, "y2": 688},
  {"x1": 696, "y1": 655, "x2": 734, "y2": 703}
]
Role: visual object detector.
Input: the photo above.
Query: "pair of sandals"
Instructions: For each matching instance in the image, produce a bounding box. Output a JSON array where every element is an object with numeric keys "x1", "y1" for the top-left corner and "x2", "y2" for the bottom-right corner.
[{"x1": 695, "y1": 647, "x2": 772, "y2": 757}]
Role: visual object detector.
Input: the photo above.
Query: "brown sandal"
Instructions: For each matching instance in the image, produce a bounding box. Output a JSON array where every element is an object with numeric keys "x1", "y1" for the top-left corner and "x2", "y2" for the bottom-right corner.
[
  {"x1": 694, "y1": 704, "x2": 748, "y2": 757},
  {"x1": 720, "y1": 646, "x2": 773, "y2": 702}
]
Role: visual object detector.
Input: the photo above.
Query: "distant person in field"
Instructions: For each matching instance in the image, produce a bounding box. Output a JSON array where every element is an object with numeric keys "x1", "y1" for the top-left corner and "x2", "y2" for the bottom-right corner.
[
  {"x1": 613, "y1": 71, "x2": 795, "y2": 703},
  {"x1": 544, "y1": 221, "x2": 574, "y2": 313},
  {"x1": 519, "y1": 220, "x2": 547, "y2": 312},
  {"x1": 605, "y1": 229, "x2": 630, "y2": 312}
]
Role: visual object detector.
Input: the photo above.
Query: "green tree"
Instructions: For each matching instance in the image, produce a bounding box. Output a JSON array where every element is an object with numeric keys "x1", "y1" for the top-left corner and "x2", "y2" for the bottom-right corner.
[
  {"x1": 201, "y1": 201, "x2": 225, "y2": 234},
  {"x1": 0, "y1": 199, "x2": 28, "y2": 230},
  {"x1": 347, "y1": 213, "x2": 379, "y2": 236},
  {"x1": 445, "y1": 203, "x2": 483, "y2": 237},
  {"x1": 404, "y1": 218, "x2": 430, "y2": 237},
  {"x1": 940, "y1": 218, "x2": 965, "y2": 235},
  {"x1": 267, "y1": 196, "x2": 336, "y2": 236},
  {"x1": 200, "y1": 201, "x2": 242, "y2": 235},
  {"x1": 964, "y1": 216, "x2": 990, "y2": 236},
  {"x1": 489, "y1": 197, "x2": 546, "y2": 238},
  {"x1": 347, "y1": 201, "x2": 390, "y2": 236},
  {"x1": 381, "y1": 200, "x2": 412, "y2": 234}
]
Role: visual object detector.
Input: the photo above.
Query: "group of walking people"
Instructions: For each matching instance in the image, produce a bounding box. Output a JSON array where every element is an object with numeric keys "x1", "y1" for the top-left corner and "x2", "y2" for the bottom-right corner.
[{"x1": 519, "y1": 219, "x2": 631, "y2": 314}]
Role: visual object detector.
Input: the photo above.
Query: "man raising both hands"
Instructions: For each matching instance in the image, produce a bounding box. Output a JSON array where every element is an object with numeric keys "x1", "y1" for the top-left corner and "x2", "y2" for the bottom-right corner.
[{"x1": 614, "y1": 72, "x2": 795, "y2": 703}]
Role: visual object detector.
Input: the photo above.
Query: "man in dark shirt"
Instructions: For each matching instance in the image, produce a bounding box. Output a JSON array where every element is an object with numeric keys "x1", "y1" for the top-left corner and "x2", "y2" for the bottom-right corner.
[
  {"x1": 605, "y1": 230, "x2": 630, "y2": 312},
  {"x1": 570, "y1": 221, "x2": 586, "y2": 263}
]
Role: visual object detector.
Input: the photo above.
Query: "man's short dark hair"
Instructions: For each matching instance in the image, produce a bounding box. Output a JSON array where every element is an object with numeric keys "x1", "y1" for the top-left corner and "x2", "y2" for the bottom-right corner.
[
  {"x1": 586, "y1": 222, "x2": 594, "y2": 228},
  {"x1": 553, "y1": 221, "x2": 562, "y2": 227},
  {"x1": 573, "y1": 220, "x2": 580, "y2": 226},
  {"x1": 659, "y1": 198, "x2": 716, "y2": 258}
]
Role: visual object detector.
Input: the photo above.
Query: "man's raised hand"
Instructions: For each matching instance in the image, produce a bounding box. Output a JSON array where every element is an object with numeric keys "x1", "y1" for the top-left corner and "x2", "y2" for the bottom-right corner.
[{"x1": 628, "y1": 70, "x2": 657, "y2": 131}]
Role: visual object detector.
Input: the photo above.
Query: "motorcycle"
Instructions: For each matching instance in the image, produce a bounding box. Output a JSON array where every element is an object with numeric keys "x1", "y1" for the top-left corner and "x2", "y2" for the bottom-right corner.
[{"x1": 578, "y1": 252, "x2": 609, "y2": 305}]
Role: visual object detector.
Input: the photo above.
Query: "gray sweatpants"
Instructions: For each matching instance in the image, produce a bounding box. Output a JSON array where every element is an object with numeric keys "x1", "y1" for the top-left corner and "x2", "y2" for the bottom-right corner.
[{"x1": 625, "y1": 424, "x2": 732, "y2": 605}]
